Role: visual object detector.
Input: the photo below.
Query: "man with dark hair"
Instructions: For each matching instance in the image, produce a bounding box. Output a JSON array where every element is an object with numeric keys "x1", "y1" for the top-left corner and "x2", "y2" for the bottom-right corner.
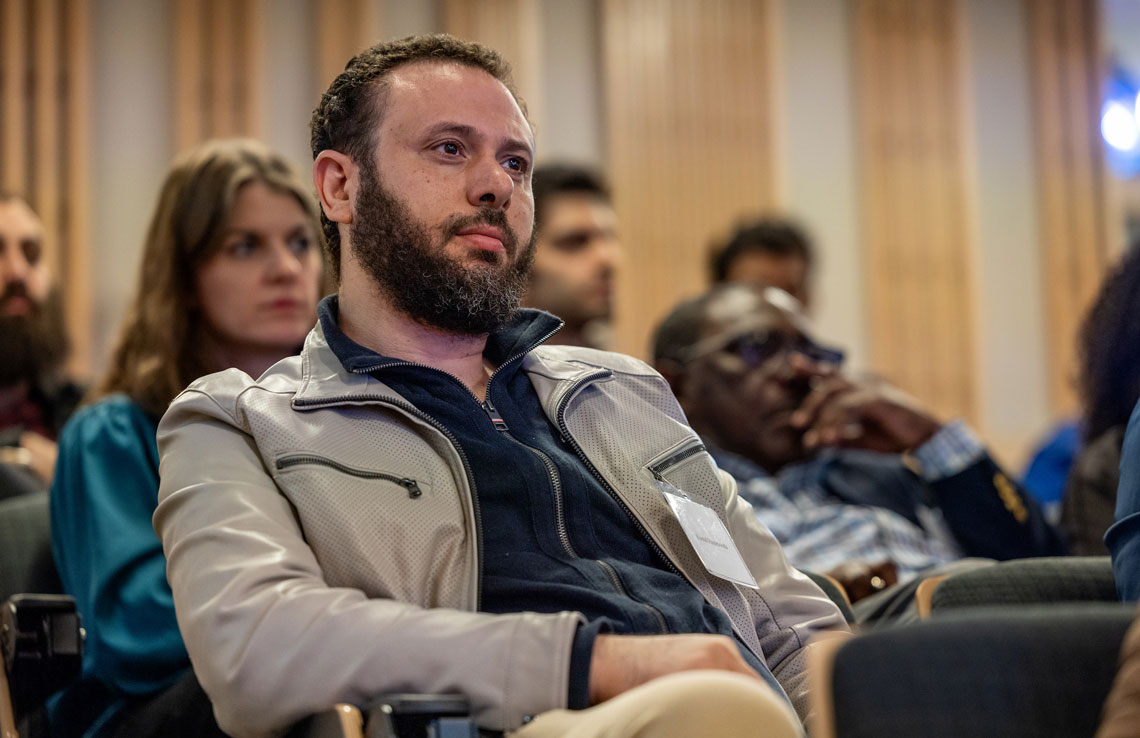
[
  {"x1": 521, "y1": 164, "x2": 619, "y2": 348},
  {"x1": 0, "y1": 193, "x2": 81, "y2": 493},
  {"x1": 710, "y1": 217, "x2": 814, "y2": 309},
  {"x1": 155, "y1": 34, "x2": 844, "y2": 738},
  {"x1": 653, "y1": 282, "x2": 1066, "y2": 618}
]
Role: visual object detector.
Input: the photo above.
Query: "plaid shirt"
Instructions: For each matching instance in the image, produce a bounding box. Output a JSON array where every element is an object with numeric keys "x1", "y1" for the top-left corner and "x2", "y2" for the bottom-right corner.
[{"x1": 713, "y1": 421, "x2": 986, "y2": 583}]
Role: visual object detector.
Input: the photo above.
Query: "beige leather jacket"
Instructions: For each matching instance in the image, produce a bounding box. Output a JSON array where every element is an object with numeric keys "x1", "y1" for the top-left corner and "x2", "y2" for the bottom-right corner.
[{"x1": 154, "y1": 322, "x2": 846, "y2": 737}]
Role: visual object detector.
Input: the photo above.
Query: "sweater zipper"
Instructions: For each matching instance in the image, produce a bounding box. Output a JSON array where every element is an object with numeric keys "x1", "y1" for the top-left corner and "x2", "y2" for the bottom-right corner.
[
  {"x1": 487, "y1": 376, "x2": 668, "y2": 633},
  {"x1": 275, "y1": 454, "x2": 422, "y2": 498}
]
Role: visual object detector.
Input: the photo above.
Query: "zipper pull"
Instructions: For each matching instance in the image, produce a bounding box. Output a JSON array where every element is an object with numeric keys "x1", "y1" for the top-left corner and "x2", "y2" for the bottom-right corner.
[
  {"x1": 400, "y1": 478, "x2": 422, "y2": 499},
  {"x1": 483, "y1": 397, "x2": 509, "y2": 432}
]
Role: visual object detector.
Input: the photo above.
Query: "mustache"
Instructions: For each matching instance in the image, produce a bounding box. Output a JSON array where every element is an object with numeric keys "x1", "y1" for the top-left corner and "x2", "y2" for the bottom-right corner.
[
  {"x1": 439, "y1": 209, "x2": 519, "y2": 254},
  {"x1": 0, "y1": 280, "x2": 29, "y2": 305}
]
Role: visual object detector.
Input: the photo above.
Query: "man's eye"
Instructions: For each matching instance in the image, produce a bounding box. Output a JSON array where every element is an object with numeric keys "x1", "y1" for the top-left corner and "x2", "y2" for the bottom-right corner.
[
  {"x1": 504, "y1": 156, "x2": 527, "y2": 173},
  {"x1": 437, "y1": 141, "x2": 460, "y2": 155},
  {"x1": 21, "y1": 239, "x2": 41, "y2": 265}
]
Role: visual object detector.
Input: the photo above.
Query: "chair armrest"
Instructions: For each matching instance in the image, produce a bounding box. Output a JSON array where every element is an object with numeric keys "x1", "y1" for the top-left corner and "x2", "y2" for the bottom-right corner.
[{"x1": 1, "y1": 594, "x2": 83, "y2": 725}]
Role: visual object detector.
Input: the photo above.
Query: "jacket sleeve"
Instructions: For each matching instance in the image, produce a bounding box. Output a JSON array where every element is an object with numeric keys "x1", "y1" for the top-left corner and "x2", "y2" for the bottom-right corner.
[
  {"x1": 1108, "y1": 400, "x2": 1140, "y2": 603},
  {"x1": 926, "y1": 457, "x2": 1067, "y2": 559},
  {"x1": 154, "y1": 388, "x2": 583, "y2": 738},
  {"x1": 50, "y1": 399, "x2": 190, "y2": 695},
  {"x1": 721, "y1": 468, "x2": 849, "y2": 722}
]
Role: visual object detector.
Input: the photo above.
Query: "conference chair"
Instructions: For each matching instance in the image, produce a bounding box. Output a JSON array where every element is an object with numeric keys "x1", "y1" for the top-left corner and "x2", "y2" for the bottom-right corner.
[
  {"x1": 809, "y1": 603, "x2": 1133, "y2": 738},
  {"x1": 916, "y1": 556, "x2": 1118, "y2": 618}
]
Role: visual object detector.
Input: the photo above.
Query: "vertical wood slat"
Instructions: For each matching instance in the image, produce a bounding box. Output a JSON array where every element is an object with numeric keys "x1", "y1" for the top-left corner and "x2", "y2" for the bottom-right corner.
[
  {"x1": 602, "y1": 0, "x2": 778, "y2": 359},
  {"x1": 64, "y1": 0, "x2": 92, "y2": 377},
  {"x1": 443, "y1": 0, "x2": 543, "y2": 135},
  {"x1": 313, "y1": 0, "x2": 381, "y2": 106},
  {"x1": 853, "y1": 0, "x2": 977, "y2": 422},
  {"x1": 175, "y1": 0, "x2": 268, "y2": 151},
  {"x1": 1, "y1": 0, "x2": 28, "y2": 191},
  {"x1": 173, "y1": 0, "x2": 204, "y2": 151},
  {"x1": 32, "y1": 0, "x2": 62, "y2": 282},
  {"x1": 1025, "y1": 0, "x2": 1108, "y2": 416}
]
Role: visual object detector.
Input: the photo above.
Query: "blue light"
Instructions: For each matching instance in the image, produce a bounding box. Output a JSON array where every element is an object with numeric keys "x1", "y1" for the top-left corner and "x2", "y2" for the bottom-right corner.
[{"x1": 1103, "y1": 102, "x2": 1139, "y2": 151}]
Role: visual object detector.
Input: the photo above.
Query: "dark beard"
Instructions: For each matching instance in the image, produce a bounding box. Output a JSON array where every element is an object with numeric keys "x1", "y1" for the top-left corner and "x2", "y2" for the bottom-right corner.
[
  {"x1": 0, "y1": 286, "x2": 69, "y2": 387},
  {"x1": 350, "y1": 161, "x2": 536, "y2": 336}
]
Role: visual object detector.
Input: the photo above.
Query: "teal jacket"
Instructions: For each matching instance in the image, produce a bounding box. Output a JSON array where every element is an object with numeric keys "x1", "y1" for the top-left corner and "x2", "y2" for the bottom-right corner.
[{"x1": 48, "y1": 396, "x2": 189, "y2": 737}]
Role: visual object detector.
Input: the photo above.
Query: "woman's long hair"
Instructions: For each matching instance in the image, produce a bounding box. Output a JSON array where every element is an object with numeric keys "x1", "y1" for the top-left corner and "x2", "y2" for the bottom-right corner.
[
  {"x1": 1077, "y1": 242, "x2": 1140, "y2": 442},
  {"x1": 92, "y1": 139, "x2": 325, "y2": 418}
]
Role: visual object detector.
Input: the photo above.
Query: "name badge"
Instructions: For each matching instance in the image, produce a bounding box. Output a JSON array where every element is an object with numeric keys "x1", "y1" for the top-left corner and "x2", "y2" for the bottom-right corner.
[{"x1": 656, "y1": 480, "x2": 758, "y2": 589}]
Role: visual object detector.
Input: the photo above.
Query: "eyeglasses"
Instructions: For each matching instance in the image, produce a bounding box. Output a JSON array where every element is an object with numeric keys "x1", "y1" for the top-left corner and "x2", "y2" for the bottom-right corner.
[{"x1": 683, "y1": 327, "x2": 845, "y2": 370}]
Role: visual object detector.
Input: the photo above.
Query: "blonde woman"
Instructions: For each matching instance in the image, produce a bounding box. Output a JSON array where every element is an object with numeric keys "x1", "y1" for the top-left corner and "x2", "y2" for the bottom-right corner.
[{"x1": 48, "y1": 139, "x2": 325, "y2": 738}]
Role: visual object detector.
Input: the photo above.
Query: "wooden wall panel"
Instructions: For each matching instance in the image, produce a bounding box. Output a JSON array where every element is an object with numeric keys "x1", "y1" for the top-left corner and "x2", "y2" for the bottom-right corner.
[
  {"x1": 602, "y1": 0, "x2": 777, "y2": 358},
  {"x1": 313, "y1": 0, "x2": 381, "y2": 103},
  {"x1": 0, "y1": 0, "x2": 93, "y2": 377},
  {"x1": 443, "y1": 0, "x2": 543, "y2": 135},
  {"x1": 173, "y1": 0, "x2": 267, "y2": 151},
  {"x1": 853, "y1": 0, "x2": 976, "y2": 422},
  {"x1": 1025, "y1": 0, "x2": 1108, "y2": 416}
]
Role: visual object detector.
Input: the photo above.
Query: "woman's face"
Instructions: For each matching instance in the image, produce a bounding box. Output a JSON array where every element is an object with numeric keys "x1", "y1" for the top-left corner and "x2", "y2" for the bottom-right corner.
[{"x1": 195, "y1": 181, "x2": 323, "y2": 365}]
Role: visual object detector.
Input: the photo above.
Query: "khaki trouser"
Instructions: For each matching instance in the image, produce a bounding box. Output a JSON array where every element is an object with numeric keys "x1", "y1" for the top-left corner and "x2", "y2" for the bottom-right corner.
[{"x1": 510, "y1": 670, "x2": 803, "y2": 738}]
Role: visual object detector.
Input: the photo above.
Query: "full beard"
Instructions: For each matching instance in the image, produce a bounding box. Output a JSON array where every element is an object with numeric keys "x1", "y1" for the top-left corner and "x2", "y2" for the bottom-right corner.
[
  {"x1": 350, "y1": 161, "x2": 536, "y2": 336},
  {"x1": 0, "y1": 287, "x2": 69, "y2": 387}
]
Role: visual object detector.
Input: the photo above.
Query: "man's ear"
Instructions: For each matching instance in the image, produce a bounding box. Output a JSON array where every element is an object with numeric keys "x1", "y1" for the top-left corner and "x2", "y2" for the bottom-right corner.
[{"x1": 313, "y1": 150, "x2": 355, "y2": 226}]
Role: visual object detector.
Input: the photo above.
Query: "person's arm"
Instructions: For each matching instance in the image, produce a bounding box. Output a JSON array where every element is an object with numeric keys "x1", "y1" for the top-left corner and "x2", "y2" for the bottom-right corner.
[
  {"x1": 792, "y1": 363, "x2": 1065, "y2": 559},
  {"x1": 1107, "y1": 401, "x2": 1140, "y2": 602},
  {"x1": 155, "y1": 387, "x2": 583, "y2": 738},
  {"x1": 720, "y1": 468, "x2": 849, "y2": 721},
  {"x1": 49, "y1": 399, "x2": 189, "y2": 695},
  {"x1": 912, "y1": 422, "x2": 1067, "y2": 558}
]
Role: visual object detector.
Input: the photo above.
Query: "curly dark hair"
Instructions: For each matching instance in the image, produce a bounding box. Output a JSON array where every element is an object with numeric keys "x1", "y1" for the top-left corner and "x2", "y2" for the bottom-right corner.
[
  {"x1": 709, "y1": 217, "x2": 814, "y2": 283},
  {"x1": 310, "y1": 34, "x2": 526, "y2": 275},
  {"x1": 1077, "y1": 242, "x2": 1140, "y2": 442}
]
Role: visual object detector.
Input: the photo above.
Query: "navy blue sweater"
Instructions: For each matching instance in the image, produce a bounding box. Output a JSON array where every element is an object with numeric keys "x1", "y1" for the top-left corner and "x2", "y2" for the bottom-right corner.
[{"x1": 319, "y1": 298, "x2": 780, "y2": 708}]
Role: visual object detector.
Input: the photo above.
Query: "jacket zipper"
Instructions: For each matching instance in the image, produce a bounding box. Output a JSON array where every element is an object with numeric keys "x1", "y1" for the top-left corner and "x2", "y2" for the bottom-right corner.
[
  {"x1": 276, "y1": 454, "x2": 422, "y2": 498},
  {"x1": 487, "y1": 377, "x2": 667, "y2": 632},
  {"x1": 648, "y1": 442, "x2": 707, "y2": 481},
  {"x1": 552, "y1": 371, "x2": 691, "y2": 583}
]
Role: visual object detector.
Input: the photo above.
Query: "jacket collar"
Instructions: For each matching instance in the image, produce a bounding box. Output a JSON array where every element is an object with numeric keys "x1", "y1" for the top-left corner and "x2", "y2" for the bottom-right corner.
[{"x1": 296, "y1": 296, "x2": 598, "y2": 405}]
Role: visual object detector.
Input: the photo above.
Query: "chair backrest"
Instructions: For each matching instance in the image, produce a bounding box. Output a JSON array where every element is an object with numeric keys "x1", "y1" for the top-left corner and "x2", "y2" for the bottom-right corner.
[
  {"x1": 929, "y1": 556, "x2": 1117, "y2": 614},
  {"x1": 800, "y1": 570, "x2": 856, "y2": 624},
  {"x1": 810, "y1": 603, "x2": 1134, "y2": 738},
  {"x1": 0, "y1": 494, "x2": 61, "y2": 603}
]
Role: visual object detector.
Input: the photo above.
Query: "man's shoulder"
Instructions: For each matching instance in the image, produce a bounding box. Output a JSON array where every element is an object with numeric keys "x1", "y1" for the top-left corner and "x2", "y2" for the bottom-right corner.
[
  {"x1": 173, "y1": 355, "x2": 307, "y2": 417},
  {"x1": 527, "y1": 344, "x2": 659, "y2": 378}
]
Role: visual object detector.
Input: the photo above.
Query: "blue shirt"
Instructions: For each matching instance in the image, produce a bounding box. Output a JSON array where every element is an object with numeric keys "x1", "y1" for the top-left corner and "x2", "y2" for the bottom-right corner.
[
  {"x1": 1106, "y1": 399, "x2": 1140, "y2": 601},
  {"x1": 48, "y1": 396, "x2": 189, "y2": 738},
  {"x1": 318, "y1": 296, "x2": 785, "y2": 709}
]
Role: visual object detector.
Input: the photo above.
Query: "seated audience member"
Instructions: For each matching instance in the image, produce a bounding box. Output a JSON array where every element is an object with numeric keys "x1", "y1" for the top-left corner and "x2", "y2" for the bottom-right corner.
[
  {"x1": 48, "y1": 139, "x2": 325, "y2": 738},
  {"x1": 1063, "y1": 244, "x2": 1140, "y2": 554},
  {"x1": 709, "y1": 217, "x2": 814, "y2": 310},
  {"x1": 521, "y1": 163, "x2": 620, "y2": 349},
  {"x1": 0, "y1": 193, "x2": 82, "y2": 493},
  {"x1": 1106, "y1": 397, "x2": 1140, "y2": 602},
  {"x1": 153, "y1": 35, "x2": 845, "y2": 738},
  {"x1": 652, "y1": 283, "x2": 1066, "y2": 618}
]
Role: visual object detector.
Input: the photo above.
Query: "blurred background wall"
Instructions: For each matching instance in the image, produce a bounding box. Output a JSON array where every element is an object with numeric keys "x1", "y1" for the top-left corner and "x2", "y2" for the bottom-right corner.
[{"x1": 2, "y1": 0, "x2": 1139, "y2": 467}]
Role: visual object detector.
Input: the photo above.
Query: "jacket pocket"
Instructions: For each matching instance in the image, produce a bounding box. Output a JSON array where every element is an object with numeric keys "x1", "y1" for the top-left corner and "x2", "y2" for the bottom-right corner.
[
  {"x1": 276, "y1": 453, "x2": 422, "y2": 498},
  {"x1": 646, "y1": 437, "x2": 708, "y2": 481}
]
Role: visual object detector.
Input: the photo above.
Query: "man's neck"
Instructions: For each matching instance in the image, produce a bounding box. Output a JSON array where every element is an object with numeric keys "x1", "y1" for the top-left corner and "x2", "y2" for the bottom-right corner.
[{"x1": 338, "y1": 282, "x2": 492, "y2": 401}]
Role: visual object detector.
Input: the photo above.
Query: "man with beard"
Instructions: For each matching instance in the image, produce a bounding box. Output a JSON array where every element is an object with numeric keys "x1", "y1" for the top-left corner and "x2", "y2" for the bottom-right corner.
[
  {"x1": 652, "y1": 283, "x2": 1066, "y2": 620},
  {"x1": 521, "y1": 164, "x2": 620, "y2": 349},
  {"x1": 0, "y1": 193, "x2": 81, "y2": 493},
  {"x1": 153, "y1": 35, "x2": 845, "y2": 738}
]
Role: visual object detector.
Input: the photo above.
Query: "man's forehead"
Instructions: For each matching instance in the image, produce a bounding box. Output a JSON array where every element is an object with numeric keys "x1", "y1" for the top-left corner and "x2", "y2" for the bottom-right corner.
[
  {"x1": 0, "y1": 199, "x2": 45, "y2": 237},
  {"x1": 381, "y1": 61, "x2": 534, "y2": 146},
  {"x1": 703, "y1": 286, "x2": 809, "y2": 336}
]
